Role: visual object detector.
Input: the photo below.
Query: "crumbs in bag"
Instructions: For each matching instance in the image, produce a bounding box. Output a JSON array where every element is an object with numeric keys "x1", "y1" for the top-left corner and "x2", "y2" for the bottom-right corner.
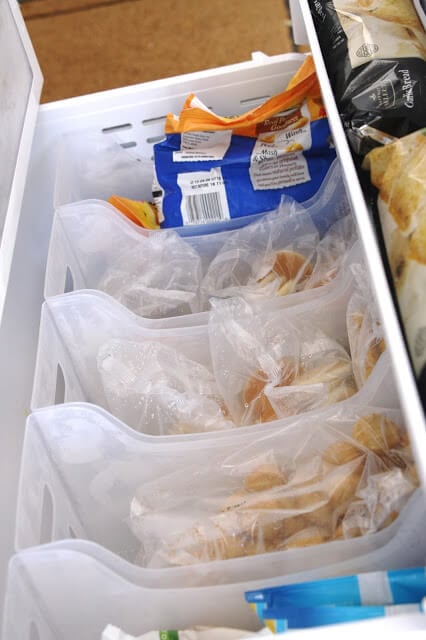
[
  {"x1": 130, "y1": 410, "x2": 419, "y2": 567},
  {"x1": 208, "y1": 297, "x2": 357, "y2": 426}
]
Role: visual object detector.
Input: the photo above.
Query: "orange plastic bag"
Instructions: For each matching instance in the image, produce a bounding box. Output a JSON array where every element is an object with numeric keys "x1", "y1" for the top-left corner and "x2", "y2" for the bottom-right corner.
[{"x1": 165, "y1": 56, "x2": 325, "y2": 136}]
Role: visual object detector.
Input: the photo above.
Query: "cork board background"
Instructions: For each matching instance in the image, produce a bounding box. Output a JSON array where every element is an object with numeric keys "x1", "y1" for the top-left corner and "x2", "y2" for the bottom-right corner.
[{"x1": 20, "y1": 0, "x2": 299, "y2": 103}]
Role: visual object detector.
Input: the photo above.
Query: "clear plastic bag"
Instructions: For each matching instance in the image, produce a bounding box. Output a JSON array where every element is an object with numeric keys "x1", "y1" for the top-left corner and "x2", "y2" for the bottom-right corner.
[
  {"x1": 302, "y1": 215, "x2": 356, "y2": 290},
  {"x1": 347, "y1": 264, "x2": 386, "y2": 388},
  {"x1": 208, "y1": 297, "x2": 356, "y2": 425},
  {"x1": 97, "y1": 229, "x2": 203, "y2": 319},
  {"x1": 200, "y1": 206, "x2": 319, "y2": 304},
  {"x1": 55, "y1": 131, "x2": 154, "y2": 208},
  {"x1": 129, "y1": 408, "x2": 418, "y2": 568},
  {"x1": 200, "y1": 201, "x2": 356, "y2": 307},
  {"x1": 98, "y1": 340, "x2": 233, "y2": 435}
]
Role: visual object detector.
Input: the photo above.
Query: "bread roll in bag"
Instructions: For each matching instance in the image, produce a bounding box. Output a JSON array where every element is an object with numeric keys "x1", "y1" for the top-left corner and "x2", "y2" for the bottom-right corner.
[{"x1": 364, "y1": 129, "x2": 426, "y2": 381}]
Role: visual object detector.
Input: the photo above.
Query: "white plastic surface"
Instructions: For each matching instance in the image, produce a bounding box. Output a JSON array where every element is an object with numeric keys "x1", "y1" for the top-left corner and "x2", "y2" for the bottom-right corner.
[
  {"x1": 288, "y1": 0, "x2": 309, "y2": 46},
  {"x1": 0, "y1": 0, "x2": 42, "y2": 325},
  {"x1": 414, "y1": 0, "x2": 426, "y2": 29},
  {"x1": 298, "y1": 0, "x2": 426, "y2": 491}
]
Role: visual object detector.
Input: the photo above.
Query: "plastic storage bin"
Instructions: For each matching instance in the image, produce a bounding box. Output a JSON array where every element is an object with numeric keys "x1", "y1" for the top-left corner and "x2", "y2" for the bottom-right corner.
[
  {"x1": 45, "y1": 159, "x2": 352, "y2": 319},
  {"x1": 31, "y1": 265, "x2": 393, "y2": 436},
  {"x1": 1, "y1": 43, "x2": 330, "y2": 618},
  {"x1": 16, "y1": 393, "x2": 404, "y2": 562},
  {"x1": 4, "y1": 495, "x2": 426, "y2": 640}
]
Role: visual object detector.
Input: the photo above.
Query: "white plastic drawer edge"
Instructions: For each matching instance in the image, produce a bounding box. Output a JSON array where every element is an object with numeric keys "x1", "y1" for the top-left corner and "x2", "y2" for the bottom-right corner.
[{"x1": 0, "y1": 0, "x2": 42, "y2": 326}]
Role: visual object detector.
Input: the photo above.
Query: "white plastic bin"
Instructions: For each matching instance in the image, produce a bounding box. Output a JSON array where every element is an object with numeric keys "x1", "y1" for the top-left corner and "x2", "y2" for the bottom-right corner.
[
  {"x1": 31, "y1": 267, "x2": 392, "y2": 436},
  {"x1": 45, "y1": 158, "x2": 352, "y2": 319},
  {"x1": 2, "y1": 25, "x2": 330, "y2": 616},
  {"x1": 15, "y1": 401, "x2": 414, "y2": 571},
  {"x1": 4, "y1": 498, "x2": 426, "y2": 640}
]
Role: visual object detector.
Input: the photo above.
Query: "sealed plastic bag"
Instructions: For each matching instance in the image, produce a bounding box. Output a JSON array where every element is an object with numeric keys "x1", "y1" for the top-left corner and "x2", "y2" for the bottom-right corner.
[
  {"x1": 208, "y1": 297, "x2": 356, "y2": 425},
  {"x1": 97, "y1": 229, "x2": 203, "y2": 319},
  {"x1": 97, "y1": 340, "x2": 233, "y2": 435},
  {"x1": 201, "y1": 176, "x2": 356, "y2": 301},
  {"x1": 308, "y1": 0, "x2": 426, "y2": 156},
  {"x1": 263, "y1": 602, "x2": 424, "y2": 632},
  {"x1": 246, "y1": 566, "x2": 426, "y2": 617},
  {"x1": 129, "y1": 408, "x2": 418, "y2": 568},
  {"x1": 201, "y1": 208, "x2": 356, "y2": 305},
  {"x1": 154, "y1": 56, "x2": 336, "y2": 227},
  {"x1": 363, "y1": 128, "x2": 426, "y2": 402},
  {"x1": 347, "y1": 264, "x2": 386, "y2": 388},
  {"x1": 200, "y1": 207, "x2": 319, "y2": 305}
]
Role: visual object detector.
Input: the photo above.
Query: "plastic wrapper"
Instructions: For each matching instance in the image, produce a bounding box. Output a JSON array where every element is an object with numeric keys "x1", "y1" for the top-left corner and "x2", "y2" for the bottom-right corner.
[
  {"x1": 129, "y1": 409, "x2": 419, "y2": 568},
  {"x1": 101, "y1": 627, "x2": 267, "y2": 640},
  {"x1": 97, "y1": 229, "x2": 203, "y2": 319},
  {"x1": 108, "y1": 195, "x2": 161, "y2": 229},
  {"x1": 201, "y1": 202, "x2": 356, "y2": 305},
  {"x1": 246, "y1": 566, "x2": 426, "y2": 617},
  {"x1": 262, "y1": 602, "x2": 424, "y2": 632},
  {"x1": 347, "y1": 264, "x2": 386, "y2": 388},
  {"x1": 97, "y1": 340, "x2": 233, "y2": 435},
  {"x1": 200, "y1": 206, "x2": 319, "y2": 304},
  {"x1": 363, "y1": 128, "x2": 426, "y2": 403},
  {"x1": 154, "y1": 56, "x2": 336, "y2": 227},
  {"x1": 208, "y1": 297, "x2": 356, "y2": 426},
  {"x1": 308, "y1": 0, "x2": 426, "y2": 156}
]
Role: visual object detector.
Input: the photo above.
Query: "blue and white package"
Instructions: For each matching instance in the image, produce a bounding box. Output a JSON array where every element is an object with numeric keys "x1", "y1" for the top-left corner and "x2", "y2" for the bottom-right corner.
[
  {"x1": 153, "y1": 58, "x2": 337, "y2": 229},
  {"x1": 263, "y1": 602, "x2": 424, "y2": 633},
  {"x1": 153, "y1": 123, "x2": 336, "y2": 228},
  {"x1": 245, "y1": 567, "x2": 426, "y2": 619}
]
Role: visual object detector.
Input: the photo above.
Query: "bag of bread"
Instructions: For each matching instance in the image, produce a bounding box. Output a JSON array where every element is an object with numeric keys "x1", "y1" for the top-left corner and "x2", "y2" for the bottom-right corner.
[
  {"x1": 97, "y1": 340, "x2": 233, "y2": 435},
  {"x1": 208, "y1": 297, "x2": 356, "y2": 426},
  {"x1": 308, "y1": 0, "x2": 426, "y2": 156},
  {"x1": 153, "y1": 56, "x2": 336, "y2": 228},
  {"x1": 200, "y1": 163, "x2": 357, "y2": 306},
  {"x1": 129, "y1": 408, "x2": 418, "y2": 567},
  {"x1": 363, "y1": 128, "x2": 426, "y2": 404},
  {"x1": 97, "y1": 228, "x2": 203, "y2": 319},
  {"x1": 347, "y1": 263, "x2": 386, "y2": 388},
  {"x1": 200, "y1": 205, "x2": 320, "y2": 306}
]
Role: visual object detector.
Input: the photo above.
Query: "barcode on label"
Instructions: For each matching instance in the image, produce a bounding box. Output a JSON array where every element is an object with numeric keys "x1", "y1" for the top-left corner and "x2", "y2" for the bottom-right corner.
[
  {"x1": 182, "y1": 191, "x2": 226, "y2": 224},
  {"x1": 178, "y1": 167, "x2": 231, "y2": 226}
]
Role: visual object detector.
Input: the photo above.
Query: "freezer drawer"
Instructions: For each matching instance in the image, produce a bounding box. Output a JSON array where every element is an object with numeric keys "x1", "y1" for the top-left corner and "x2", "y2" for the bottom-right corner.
[{"x1": 1, "y1": 1, "x2": 426, "y2": 636}]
